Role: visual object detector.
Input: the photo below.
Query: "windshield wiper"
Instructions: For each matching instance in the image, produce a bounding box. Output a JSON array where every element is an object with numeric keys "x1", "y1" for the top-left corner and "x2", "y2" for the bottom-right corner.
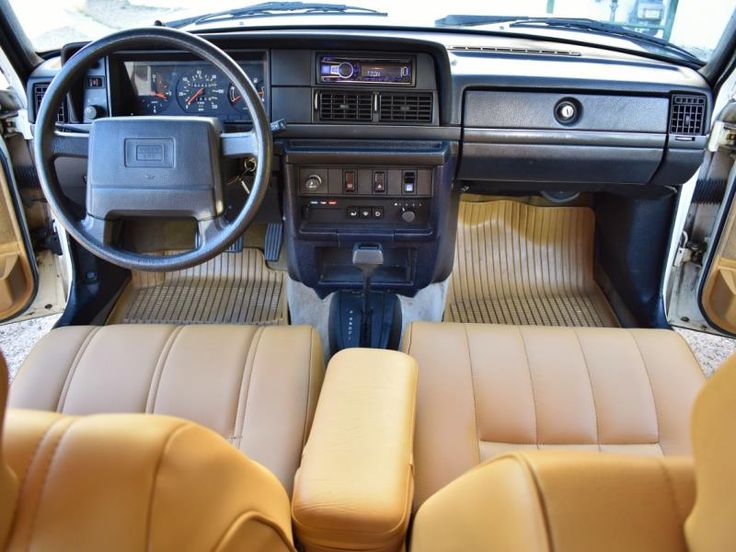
[
  {"x1": 165, "y1": 1, "x2": 387, "y2": 28},
  {"x1": 435, "y1": 15, "x2": 703, "y2": 66}
]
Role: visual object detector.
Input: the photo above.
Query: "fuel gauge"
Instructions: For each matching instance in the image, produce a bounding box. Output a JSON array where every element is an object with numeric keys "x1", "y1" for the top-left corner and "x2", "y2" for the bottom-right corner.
[{"x1": 228, "y1": 77, "x2": 265, "y2": 113}]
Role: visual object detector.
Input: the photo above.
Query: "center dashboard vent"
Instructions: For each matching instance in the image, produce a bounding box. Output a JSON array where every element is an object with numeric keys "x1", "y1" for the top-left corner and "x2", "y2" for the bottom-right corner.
[
  {"x1": 379, "y1": 93, "x2": 433, "y2": 123},
  {"x1": 32, "y1": 82, "x2": 66, "y2": 123},
  {"x1": 669, "y1": 94, "x2": 706, "y2": 135},
  {"x1": 317, "y1": 90, "x2": 372, "y2": 122}
]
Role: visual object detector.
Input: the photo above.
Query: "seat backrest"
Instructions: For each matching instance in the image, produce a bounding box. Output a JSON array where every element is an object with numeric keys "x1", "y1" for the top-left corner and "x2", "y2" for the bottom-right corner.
[
  {"x1": 685, "y1": 353, "x2": 736, "y2": 550},
  {"x1": 0, "y1": 353, "x2": 295, "y2": 551}
]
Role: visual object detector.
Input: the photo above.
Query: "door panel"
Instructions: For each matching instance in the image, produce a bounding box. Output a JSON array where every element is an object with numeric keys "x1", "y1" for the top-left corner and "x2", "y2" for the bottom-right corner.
[{"x1": 0, "y1": 147, "x2": 35, "y2": 320}]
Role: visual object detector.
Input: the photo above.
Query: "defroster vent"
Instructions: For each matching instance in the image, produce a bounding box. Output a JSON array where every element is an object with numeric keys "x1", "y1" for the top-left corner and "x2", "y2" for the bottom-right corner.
[
  {"x1": 379, "y1": 93, "x2": 433, "y2": 123},
  {"x1": 669, "y1": 94, "x2": 706, "y2": 135},
  {"x1": 32, "y1": 82, "x2": 66, "y2": 123},
  {"x1": 318, "y1": 90, "x2": 373, "y2": 122}
]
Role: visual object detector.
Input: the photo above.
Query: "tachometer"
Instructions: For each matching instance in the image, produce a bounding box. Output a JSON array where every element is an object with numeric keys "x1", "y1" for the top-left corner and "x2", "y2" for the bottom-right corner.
[{"x1": 176, "y1": 68, "x2": 225, "y2": 113}]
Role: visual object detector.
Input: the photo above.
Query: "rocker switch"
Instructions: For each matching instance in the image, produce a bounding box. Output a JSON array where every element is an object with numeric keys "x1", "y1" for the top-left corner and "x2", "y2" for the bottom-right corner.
[
  {"x1": 373, "y1": 171, "x2": 386, "y2": 193},
  {"x1": 343, "y1": 170, "x2": 356, "y2": 193}
]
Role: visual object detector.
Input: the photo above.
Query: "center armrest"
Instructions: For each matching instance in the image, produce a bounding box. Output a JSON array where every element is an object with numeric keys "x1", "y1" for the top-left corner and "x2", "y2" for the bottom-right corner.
[{"x1": 292, "y1": 348, "x2": 418, "y2": 552}]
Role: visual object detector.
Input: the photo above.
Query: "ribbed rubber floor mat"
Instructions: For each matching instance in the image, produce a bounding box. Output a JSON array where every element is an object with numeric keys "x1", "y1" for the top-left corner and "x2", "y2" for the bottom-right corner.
[
  {"x1": 446, "y1": 200, "x2": 618, "y2": 327},
  {"x1": 108, "y1": 248, "x2": 287, "y2": 325}
]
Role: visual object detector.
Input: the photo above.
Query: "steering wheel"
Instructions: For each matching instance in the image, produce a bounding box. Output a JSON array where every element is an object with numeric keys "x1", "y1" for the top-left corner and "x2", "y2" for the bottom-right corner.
[{"x1": 34, "y1": 27, "x2": 272, "y2": 272}]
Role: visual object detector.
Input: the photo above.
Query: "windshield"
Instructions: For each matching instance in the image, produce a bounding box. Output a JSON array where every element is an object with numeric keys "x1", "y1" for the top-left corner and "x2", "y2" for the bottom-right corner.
[{"x1": 8, "y1": 0, "x2": 735, "y2": 63}]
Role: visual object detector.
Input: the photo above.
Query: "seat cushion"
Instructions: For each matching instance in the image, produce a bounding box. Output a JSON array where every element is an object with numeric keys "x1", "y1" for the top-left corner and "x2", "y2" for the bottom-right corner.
[
  {"x1": 3, "y1": 409, "x2": 294, "y2": 551},
  {"x1": 8, "y1": 324, "x2": 324, "y2": 494},
  {"x1": 403, "y1": 322, "x2": 705, "y2": 505},
  {"x1": 411, "y1": 451, "x2": 695, "y2": 552}
]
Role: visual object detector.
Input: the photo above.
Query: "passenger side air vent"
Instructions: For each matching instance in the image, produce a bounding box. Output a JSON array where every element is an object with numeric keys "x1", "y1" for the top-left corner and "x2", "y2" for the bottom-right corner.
[
  {"x1": 32, "y1": 82, "x2": 66, "y2": 123},
  {"x1": 450, "y1": 46, "x2": 581, "y2": 57},
  {"x1": 379, "y1": 93, "x2": 433, "y2": 123},
  {"x1": 318, "y1": 90, "x2": 373, "y2": 122},
  {"x1": 669, "y1": 94, "x2": 706, "y2": 135}
]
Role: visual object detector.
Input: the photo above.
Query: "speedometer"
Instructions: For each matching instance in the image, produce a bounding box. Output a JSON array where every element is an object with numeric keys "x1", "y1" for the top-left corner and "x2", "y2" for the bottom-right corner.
[{"x1": 176, "y1": 68, "x2": 225, "y2": 113}]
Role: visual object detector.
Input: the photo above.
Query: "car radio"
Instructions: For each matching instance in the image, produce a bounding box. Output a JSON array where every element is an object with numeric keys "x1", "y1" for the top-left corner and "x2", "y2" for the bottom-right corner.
[{"x1": 318, "y1": 55, "x2": 414, "y2": 85}]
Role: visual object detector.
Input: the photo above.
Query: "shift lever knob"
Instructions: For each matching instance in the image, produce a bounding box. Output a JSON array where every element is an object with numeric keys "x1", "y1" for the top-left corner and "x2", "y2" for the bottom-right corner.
[{"x1": 352, "y1": 244, "x2": 384, "y2": 278}]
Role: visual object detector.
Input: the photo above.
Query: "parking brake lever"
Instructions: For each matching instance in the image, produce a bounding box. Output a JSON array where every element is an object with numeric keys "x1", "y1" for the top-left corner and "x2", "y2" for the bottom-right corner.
[{"x1": 352, "y1": 244, "x2": 384, "y2": 347}]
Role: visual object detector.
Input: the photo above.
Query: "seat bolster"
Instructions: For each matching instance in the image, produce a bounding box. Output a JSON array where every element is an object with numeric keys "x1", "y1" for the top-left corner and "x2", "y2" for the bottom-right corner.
[
  {"x1": 411, "y1": 451, "x2": 694, "y2": 552},
  {"x1": 3, "y1": 410, "x2": 294, "y2": 552}
]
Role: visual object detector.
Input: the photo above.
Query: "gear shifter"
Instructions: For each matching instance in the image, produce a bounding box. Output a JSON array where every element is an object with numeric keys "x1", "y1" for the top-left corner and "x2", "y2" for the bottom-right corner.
[{"x1": 352, "y1": 244, "x2": 384, "y2": 346}]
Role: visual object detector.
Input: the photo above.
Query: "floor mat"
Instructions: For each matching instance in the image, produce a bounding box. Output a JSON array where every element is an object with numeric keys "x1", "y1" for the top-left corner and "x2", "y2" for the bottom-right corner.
[
  {"x1": 445, "y1": 199, "x2": 618, "y2": 327},
  {"x1": 108, "y1": 248, "x2": 287, "y2": 325}
]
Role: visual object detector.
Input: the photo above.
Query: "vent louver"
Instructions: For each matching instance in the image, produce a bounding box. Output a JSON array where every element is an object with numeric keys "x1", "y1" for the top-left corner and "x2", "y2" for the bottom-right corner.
[
  {"x1": 32, "y1": 82, "x2": 66, "y2": 123},
  {"x1": 379, "y1": 93, "x2": 433, "y2": 123},
  {"x1": 669, "y1": 94, "x2": 706, "y2": 135},
  {"x1": 318, "y1": 91, "x2": 373, "y2": 122},
  {"x1": 450, "y1": 46, "x2": 581, "y2": 57}
]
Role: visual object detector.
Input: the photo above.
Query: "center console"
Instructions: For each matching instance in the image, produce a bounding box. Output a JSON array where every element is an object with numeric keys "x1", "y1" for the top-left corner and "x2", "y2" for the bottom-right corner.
[{"x1": 283, "y1": 141, "x2": 458, "y2": 297}]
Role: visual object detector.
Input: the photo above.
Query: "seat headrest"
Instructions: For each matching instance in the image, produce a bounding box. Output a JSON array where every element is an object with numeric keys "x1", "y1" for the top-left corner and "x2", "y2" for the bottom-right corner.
[
  {"x1": 0, "y1": 354, "x2": 19, "y2": 548},
  {"x1": 685, "y1": 352, "x2": 736, "y2": 550}
]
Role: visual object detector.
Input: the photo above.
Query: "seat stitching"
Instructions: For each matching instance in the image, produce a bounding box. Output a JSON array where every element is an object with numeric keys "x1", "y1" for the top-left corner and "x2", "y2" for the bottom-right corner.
[
  {"x1": 212, "y1": 511, "x2": 297, "y2": 552},
  {"x1": 299, "y1": 328, "x2": 315, "y2": 448},
  {"x1": 12, "y1": 416, "x2": 66, "y2": 500},
  {"x1": 228, "y1": 327, "x2": 258, "y2": 444},
  {"x1": 26, "y1": 417, "x2": 77, "y2": 545},
  {"x1": 515, "y1": 454, "x2": 555, "y2": 552},
  {"x1": 655, "y1": 457, "x2": 688, "y2": 523},
  {"x1": 462, "y1": 325, "x2": 482, "y2": 464},
  {"x1": 145, "y1": 422, "x2": 190, "y2": 548},
  {"x1": 572, "y1": 329, "x2": 601, "y2": 451},
  {"x1": 57, "y1": 327, "x2": 101, "y2": 412},
  {"x1": 145, "y1": 326, "x2": 185, "y2": 414},
  {"x1": 627, "y1": 329, "x2": 663, "y2": 454},
  {"x1": 518, "y1": 328, "x2": 540, "y2": 449},
  {"x1": 232, "y1": 327, "x2": 265, "y2": 447}
]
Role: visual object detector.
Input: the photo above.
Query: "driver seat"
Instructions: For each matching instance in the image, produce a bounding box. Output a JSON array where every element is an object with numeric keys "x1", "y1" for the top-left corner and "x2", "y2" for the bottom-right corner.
[{"x1": 8, "y1": 324, "x2": 324, "y2": 495}]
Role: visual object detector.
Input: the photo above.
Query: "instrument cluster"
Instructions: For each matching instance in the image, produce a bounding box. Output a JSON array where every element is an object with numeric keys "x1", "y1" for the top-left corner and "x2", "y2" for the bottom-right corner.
[{"x1": 122, "y1": 58, "x2": 266, "y2": 123}]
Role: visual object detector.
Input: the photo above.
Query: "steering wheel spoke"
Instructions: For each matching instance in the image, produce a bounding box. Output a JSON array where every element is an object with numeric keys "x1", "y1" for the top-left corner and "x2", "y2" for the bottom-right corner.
[
  {"x1": 221, "y1": 131, "x2": 259, "y2": 159},
  {"x1": 197, "y1": 216, "x2": 228, "y2": 249},
  {"x1": 49, "y1": 128, "x2": 90, "y2": 159},
  {"x1": 81, "y1": 215, "x2": 112, "y2": 245}
]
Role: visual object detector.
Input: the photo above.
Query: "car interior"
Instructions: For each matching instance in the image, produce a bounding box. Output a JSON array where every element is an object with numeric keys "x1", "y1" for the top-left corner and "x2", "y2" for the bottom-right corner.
[{"x1": 0, "y1": 0, "x2": 735, "y2": 550}]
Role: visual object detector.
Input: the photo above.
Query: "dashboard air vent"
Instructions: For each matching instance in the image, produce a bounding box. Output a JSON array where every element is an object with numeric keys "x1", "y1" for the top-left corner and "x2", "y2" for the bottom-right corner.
[
  {"x1": 379, "y1": 93, "x2": 433, "y2": 123},
  {"x1": 32, "y1": 82, "x2": 66, "y2": 123},
  {"x1": 318, "y1": 90, "x2": 373, "y2": 122},
  {"x1": 450, "y1": 46, "x2": 581, "y2": 57},
  {"x1": 670, "y1": 94, "x2": 706, "y2": 135}
]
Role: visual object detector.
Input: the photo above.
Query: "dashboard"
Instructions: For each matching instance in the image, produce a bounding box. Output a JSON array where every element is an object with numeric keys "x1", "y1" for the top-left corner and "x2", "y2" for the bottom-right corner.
[
  {"x1": 112, "y1": 54, "x2": 267, "y2": 123},
  {"x1": 26, "y1": 29, "x2": 714, "y2": 295}
]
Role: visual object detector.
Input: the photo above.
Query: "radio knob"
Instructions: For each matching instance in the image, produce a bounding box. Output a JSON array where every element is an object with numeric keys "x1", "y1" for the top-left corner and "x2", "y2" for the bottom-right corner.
[
  {"x1": 337, "y1": 62, "x2": 354, "y2": 79},
  {"x1": 401, "y1": 209, "x2": 416, "y2": 223}
]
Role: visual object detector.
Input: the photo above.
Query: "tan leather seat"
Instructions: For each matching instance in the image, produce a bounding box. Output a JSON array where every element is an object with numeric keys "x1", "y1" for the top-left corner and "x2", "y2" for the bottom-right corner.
[
  {"x1": 8, "y1": 324, "x2": 324, "y2": 494},
  {"x1": 0, "y1": 354, "x2": 295, "y2": 551},
  {"x1": 403, "y1": 322, "x2": 705, "y2": 505},
  {"x1": 410, "y1": 353, "x2": 736, "y2": 552}
]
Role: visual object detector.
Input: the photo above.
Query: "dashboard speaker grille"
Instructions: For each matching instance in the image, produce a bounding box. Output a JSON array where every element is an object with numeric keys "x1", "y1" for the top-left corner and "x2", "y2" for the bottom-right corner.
[
  {"x1": 670, "y1": 94, "x2": 706, "y2": 135},
  {"x1": 32, "y1": 82, "x2": 66, "y2": 123},
  {"x1": 318, "y1": 90, "x2": 372, "y2": 122},
  {"x1": 379, "y1": 93, "x2": 433, "y2": 123}
]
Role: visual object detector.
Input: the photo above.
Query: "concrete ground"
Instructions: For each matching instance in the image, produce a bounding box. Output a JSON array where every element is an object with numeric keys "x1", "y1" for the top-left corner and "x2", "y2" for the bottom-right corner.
[{"x1": 1, "y1": 314, "x2": 734, "y2": 381}]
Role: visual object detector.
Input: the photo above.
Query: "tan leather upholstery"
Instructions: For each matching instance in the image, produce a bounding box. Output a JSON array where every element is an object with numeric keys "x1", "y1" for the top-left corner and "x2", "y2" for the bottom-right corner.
[
  {"x1": 4, "y1": 410, "x2": 295, "y2": 551},
  {"x1": 0, "y1": 352, "x2": 294, "y2": 551},
  {"x1": 403, "y1": 322, "x2": 705, "y2": 505},
  {"x1": 292, "y1": 349, "x2": 417, "y2": 552},
  {"x1": 411, "y1": 451, "x2": 695, "y2": 552},
  {"x1": 0, "y1": 356, "x2": 18, "y2": 549},
  {"x1": 685, "y1": 353, "x2": 736, "y2": 550},
  {"x1": 9, "y1": 324, "x2": 324, "y2": 494}
]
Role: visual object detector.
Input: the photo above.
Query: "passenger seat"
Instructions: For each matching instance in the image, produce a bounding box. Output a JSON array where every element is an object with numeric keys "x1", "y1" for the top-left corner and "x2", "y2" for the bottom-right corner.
[{"x1": 403, "y1": 322, "x2": 705, "y2": 505}]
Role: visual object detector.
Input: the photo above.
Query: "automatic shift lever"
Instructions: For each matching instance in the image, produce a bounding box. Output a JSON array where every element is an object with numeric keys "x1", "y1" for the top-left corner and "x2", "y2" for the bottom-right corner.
[{"x1": 352, "y1": 244, "x2": 384, "y2": 347}]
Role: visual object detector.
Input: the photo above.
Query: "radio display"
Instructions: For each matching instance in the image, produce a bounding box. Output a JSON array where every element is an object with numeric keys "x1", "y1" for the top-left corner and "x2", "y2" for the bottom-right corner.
[{"x1": 319, "y1": 56, "x2": 414, "y2": 85}]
